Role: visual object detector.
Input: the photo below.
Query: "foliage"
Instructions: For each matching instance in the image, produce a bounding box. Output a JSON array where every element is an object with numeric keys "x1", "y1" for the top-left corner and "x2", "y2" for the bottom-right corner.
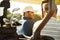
[
  {"x1": 56, "y1": 16, "x2": 60, "y2": 22},
  {"x1": 7, "y1": 10, "x2": 22, "y2": 20},
  {"x1": 33, "y1": 14, "x2": 42, "y2": 22},
  {"x1": 12, "y1": 13, "x2": 22, "y2": 20},
  {"x1": 7, "y1": 10, "x2": 12, "y2": 20}
]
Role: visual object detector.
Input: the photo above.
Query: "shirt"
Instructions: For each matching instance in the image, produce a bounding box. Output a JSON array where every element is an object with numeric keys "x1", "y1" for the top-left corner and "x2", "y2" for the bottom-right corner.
[{"x1": 33, "y1": 17, "x2": 60, "y2": 40}]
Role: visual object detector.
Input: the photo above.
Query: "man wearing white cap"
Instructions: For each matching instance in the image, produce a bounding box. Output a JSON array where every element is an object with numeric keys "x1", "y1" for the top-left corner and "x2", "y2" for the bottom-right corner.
[{"x1": 22, "y1": 6, "x2": 35, "y2": 37}]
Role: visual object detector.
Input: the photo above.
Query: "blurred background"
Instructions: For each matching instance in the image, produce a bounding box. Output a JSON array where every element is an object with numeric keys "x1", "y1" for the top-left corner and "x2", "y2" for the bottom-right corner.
[{"x1": 0, "y1": 0, "x2": 60, "y2": 22}]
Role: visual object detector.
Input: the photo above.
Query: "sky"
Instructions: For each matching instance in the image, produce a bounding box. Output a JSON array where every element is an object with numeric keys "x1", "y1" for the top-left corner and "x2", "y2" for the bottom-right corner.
[
  {"x1": 0, "y1": 0, "x2": 3, "y2": 2},
  {"x1": 8, "y1": 1, "x2": 60, "y2": 16},
  {"x1": 57, "y1": 5, "x2": 60, "y2": 16},
  {"x1": 0, "y1": 0, "x2": 42, "y2": 15},
  {"x1": 0, "y1": 0, "x2": 60, "y2": 16},
  {"x1": 8, "y1": 1, "x2": 42, "y2": 15}
]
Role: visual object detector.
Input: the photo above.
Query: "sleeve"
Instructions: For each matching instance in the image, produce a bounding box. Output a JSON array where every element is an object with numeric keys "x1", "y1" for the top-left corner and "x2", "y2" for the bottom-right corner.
[{"x1": 33, "y1": 20, "x2": 43, "y2": 33}]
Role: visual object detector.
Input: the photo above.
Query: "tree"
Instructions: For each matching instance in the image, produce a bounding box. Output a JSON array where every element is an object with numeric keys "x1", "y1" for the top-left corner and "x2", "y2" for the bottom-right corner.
[
  {"x1": 33, "y1": 14, "x2": 42, "y2": 22},
  {"x1": 7, "y1": 10, "x2": 12, "y2": 20},
  {"x1": 12, "y1": 13, "x2": 22, "y2": 20}
]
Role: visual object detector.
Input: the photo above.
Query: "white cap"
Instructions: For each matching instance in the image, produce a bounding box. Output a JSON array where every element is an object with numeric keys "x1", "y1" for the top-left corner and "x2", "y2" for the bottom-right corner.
[{"x1": 23, "y1": 6, "x2": 35, "y2": 12}]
